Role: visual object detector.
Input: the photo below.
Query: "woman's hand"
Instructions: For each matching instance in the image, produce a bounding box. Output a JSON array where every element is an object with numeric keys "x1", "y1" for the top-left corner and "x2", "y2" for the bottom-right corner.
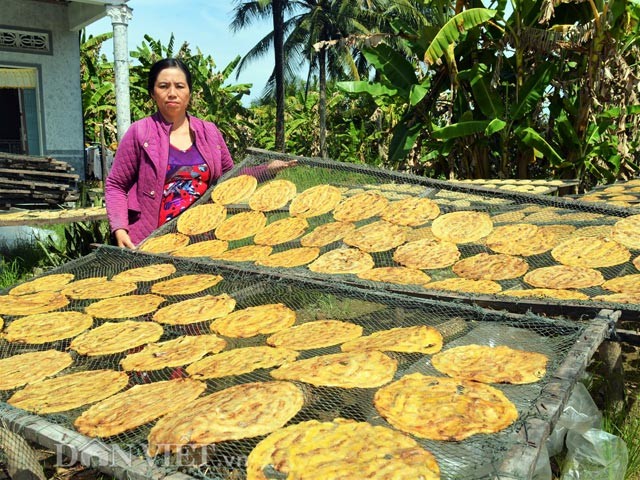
[
  {"x1": 266, "y1": 159, "x2": 298, "y2": 172},
  {"x1": 114, "y1": 229, "x2": 136, "y2": 249}
]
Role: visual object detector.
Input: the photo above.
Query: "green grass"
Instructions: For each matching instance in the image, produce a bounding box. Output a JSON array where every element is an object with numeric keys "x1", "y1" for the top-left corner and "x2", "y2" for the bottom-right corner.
[
  {"x1": 0, "y1": 257, "x2": 22, "y2": 289},
  {"x1": 0, "y1": 220, "x2": 109, "y2": 292},
  {"x1": 603, "y1": 406, "x2": 640, "y2": 479},
  {"x1": 0, "y1": 224, "x2": 70, "y2": 290},
  {"x1": 276, "y1": 164, "x2": 379, "y2": 191},
  {"x1": 0, "y1": 235, "x2": 50, "y2": 289}
]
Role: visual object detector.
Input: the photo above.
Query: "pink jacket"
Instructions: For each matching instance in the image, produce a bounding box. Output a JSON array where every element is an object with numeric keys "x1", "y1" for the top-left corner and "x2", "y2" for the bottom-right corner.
[{"x1": 105, "y1": 112, "x2": 234, "y2": 245}]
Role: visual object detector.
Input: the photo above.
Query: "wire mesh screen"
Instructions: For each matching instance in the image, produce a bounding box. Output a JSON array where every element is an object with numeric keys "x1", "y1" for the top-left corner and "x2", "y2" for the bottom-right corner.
[
  {"x1": 0, "y1": 421, "x2": 46, "y2": 480},
  {"x1": 448, "y1": 177, "x2": 580, "y2": 197},
  {"x1": 568, "y1": 178, "x2": 640, "y2": 210},
  {"x1": 0, "y1": 247, "x2": 609, "y2": 480},
  {"x1": 146, "y1": 150, "x2": 640, "y2": 319}
]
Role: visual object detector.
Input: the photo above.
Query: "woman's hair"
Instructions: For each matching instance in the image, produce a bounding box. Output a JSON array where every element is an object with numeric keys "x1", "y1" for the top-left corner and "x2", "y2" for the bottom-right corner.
[{"x1": 147, "y1": 58, "x2": 192, "y2": 95}]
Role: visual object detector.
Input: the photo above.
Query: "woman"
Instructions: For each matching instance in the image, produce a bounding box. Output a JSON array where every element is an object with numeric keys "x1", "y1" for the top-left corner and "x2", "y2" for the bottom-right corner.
[{"x1": 105, "y1": 58, "x2": 293, "y2": 248}]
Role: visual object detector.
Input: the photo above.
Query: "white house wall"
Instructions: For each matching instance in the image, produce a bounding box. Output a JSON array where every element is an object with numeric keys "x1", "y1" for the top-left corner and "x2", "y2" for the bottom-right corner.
[{"x1": 1, "y1": 0, "x2": 86, "y2": 177}]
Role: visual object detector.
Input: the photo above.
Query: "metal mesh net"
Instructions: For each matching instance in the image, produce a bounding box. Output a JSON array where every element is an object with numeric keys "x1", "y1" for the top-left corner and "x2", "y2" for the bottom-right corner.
[
  {"x1": 148, "y1": 151, "x2": 640, "y2": 320},
  {"x1": 567, "y1": 178, "x2": 640, "y2": 209},
  {"x1": 0, "y1": 247, "x2": 610, "y2": 479},
  {"x1": 0, "y1": 421, "x2": 46, "y2": 480}
]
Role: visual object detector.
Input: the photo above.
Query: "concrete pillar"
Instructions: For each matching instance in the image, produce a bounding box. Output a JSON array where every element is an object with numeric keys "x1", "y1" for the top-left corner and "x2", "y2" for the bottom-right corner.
[{"x1": 106, "y1": 3, "x2": 132, "y2": 142}]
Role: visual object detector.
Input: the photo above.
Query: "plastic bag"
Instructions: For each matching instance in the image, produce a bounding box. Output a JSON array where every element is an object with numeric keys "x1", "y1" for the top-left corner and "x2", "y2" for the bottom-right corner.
[
  {"x1": 558, "y1": 382, "x2": 603, "y2": 433},
  {"x1": 547, "y1": 382, "x2": 602, "y2": 457},
  {"x1": 560, "y1": 428, "x2": 628, "y2": 480}
]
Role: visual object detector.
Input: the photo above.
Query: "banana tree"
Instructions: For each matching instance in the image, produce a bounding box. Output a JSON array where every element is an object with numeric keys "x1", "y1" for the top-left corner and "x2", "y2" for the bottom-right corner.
[
  {"x1": 80, "y1": 31, "x2": 117, "y2": 146},
  {"x1": 547, "y1": 0, "x2": 640, "y2": 184},
  {"x1": 338, "y1": 7, "x2": 498, "y2": 174},
  {"x1": 442, "y1": 59, "x2": 564, "y2": 177},
  {"x1": 338, "y1": 0, "x2": 640, "y2": 183}
]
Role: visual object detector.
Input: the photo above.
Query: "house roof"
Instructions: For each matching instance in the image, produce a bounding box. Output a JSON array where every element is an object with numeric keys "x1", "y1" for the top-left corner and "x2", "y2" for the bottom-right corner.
[{"x1": 33, "y1": 0, "x2": 130, "y2": 30}]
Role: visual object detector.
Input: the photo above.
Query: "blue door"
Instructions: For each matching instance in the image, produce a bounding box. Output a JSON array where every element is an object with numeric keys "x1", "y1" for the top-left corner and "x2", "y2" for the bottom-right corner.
[{"x1": 21, "y1": 88, "x2": 41, "y2": 155}]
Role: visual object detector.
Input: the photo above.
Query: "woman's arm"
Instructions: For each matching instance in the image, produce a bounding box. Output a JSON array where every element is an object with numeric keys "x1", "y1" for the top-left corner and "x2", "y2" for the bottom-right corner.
[
  {"x1": 215, "y1": 126, "x2": 234, "y2": 175},
  {"x1": 104, "y1": 125, "x2": 141, "y2": 246}
]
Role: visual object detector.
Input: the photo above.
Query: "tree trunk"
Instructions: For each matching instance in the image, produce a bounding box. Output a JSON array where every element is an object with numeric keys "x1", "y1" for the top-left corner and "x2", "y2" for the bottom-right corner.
[
  {"x1": 568, "y1": 2, "x2": 604, "y2": 169},
  {"x1": 319, "y1": 47, "x2": 327, "y2": 158},
  {"x1": 518, "y1": 148, "x2": 533, "y2": 179},
  {"x1": 272, "y1": 0, "x2": 286, "y2": 152}
]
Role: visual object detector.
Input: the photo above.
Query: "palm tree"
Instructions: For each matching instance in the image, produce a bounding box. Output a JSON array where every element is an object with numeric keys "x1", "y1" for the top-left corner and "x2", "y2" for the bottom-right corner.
[
  {"x1": 272, "y1": 0, "x2": 286, "y2": 151},
  {"x1": 231, "y1": 0, "x2": 392, "y2": 157},
  {"x1": 231, "y1": 0, "x2": 289, "y2": 152}
]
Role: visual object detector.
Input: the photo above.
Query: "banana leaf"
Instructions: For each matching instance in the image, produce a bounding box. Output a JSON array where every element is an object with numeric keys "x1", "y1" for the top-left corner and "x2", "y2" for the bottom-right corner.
[
  {"x1": 511, "y1": 64, "x2": 555, "y2": 120},
  {"x1": 424, "y1": 9, "x2": 497, "y2": 65},
  {"x1": 460, "y1": 64, "x2": 505, "y2": 118},
  {"x1": 336, "y1": 80, "x2": 398, "y2": 98},
  {"x1": 363, "y1": 44, "x2": 419, "y2": 97},
  {"x1": 389, "y1": 121, "x2": 423, "y2": 161},
  {"x1": 515, "y1": 126, "x2": 566, "y2": 166},
  {"x1": 432, "y1": 120, "x2": 492, "y2": 140}
]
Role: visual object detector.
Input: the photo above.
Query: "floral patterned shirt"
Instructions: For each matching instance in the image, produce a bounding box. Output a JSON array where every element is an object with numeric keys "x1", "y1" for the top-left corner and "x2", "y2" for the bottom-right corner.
[{"x1": 158, "y1": 144, "x2": 210, "y2": 226}]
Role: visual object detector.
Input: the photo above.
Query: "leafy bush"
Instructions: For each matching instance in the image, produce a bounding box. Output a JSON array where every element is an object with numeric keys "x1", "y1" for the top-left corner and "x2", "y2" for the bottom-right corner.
[
  {"x1": 36, "y1": 221, "x2": 110, "y2": 268},
  {"x1": 0, "y1": 232, "x2": 59, "y2": 288}
]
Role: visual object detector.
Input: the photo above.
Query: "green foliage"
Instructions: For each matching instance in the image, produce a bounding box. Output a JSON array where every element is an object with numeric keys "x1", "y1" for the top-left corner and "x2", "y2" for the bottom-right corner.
[
  {"x1": 602, "y1": 406, "x2": 640, "y2": 479},
  {"x1": 78, "y1": 180, "x2": 105, "y2": 208},
  {"x1": 276, "y1": 164, "x2": 378, "y2": 191},
  {"x1": 0, "y1": 257, "x2": 22, "y2": 290},
  {"x1": 248, "y1": 81, "x2": 399, "y2": 167},
  {"x1": 81, "y1": 1, "x2": 640, "y2": 188},
  {"x1": 336, "y1": 0, "x2": 640, "y2": 184},
  {"x1": 423, "y1": 8, "x2": 497, "y2": 65},
  {"x1": 36, "y1": 221, "x2": 110, "y2": 268},
  {"x1": 0, "y1": 221, "x2": 108, "y2": 290},
  {"x1": 80, "y1": 30, "x2": 116, "y2": 146},
  {"x1": 0, "y1": 231, "x2": 62, "y2": 289}
]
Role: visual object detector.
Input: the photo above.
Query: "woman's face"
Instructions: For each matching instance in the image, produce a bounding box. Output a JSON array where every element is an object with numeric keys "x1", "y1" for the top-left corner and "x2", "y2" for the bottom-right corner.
[{"x1": 151, "y1": 66, "x2": 190, "y2": 121}]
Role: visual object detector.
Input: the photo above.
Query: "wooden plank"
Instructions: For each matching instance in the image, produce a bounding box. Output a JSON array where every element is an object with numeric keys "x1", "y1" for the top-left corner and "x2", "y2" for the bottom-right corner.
[
  {"x1": 0, "y1": 190, "x2": 75, "y2": 199},
  {"x1": 0, "y1": 163, "x2": 70, "y2": 173},
  {"x1": 535, "y1": 314, "x2": 611, "y2": 424},
  {"x1": 0, "y1": 168, "x2": 79, "y2": 180},
  {"x1": 0, "y1": 164, "x2": 71, "y2": 174},
  {"x1": 615, "y1": 328, "x2": 640, "y2": 344},
  {"x1": 0, "y1": 188, "x2": 32, "y2": 195},
  {"x1": 31, "y1": 190, "x2": 76, "y2": 199},
  {"x1": 553, "y1": 316, "x2": 613, "y2": 382},
  {"x1": 0, "y1": 152, "x2": 58, "y2": 162},
  {"x1": 493, "y1": 315, "x2": 610, "y2": 478},
  {"x1": 0, "y1": 157, "x2": 64, "y2": 166},
  {"x1": 385, "y1": 285, "x2": 640, "y2": 321},
  {"x1": 0, "y1": 208, "x2": 107, "y2": 226},
  {"x1": 0, "y1": 177, "x2": 75, "y2": 190},
  {"x1": 0, "y1": 152, "x2": 73, "y2": 170},
  {"x1": 495, "y1": 418, "x2": 550, "y2": 479}
]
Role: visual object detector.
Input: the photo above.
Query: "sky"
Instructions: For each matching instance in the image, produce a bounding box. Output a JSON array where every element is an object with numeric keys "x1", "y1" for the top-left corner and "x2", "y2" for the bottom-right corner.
[{"x1": 86, "y1": 0, "x2": 275, "y2": 103}]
